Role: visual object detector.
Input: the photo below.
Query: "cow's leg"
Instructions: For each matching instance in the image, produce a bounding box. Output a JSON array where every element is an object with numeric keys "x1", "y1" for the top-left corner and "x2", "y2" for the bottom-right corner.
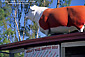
[{"x1": 79, "y1": 25, "x2": 85, "y2": 32}]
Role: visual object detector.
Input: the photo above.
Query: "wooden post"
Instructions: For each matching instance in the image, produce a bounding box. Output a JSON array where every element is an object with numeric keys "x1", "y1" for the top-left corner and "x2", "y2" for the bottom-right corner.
[
  {"x1": 9, "y1": 48, "x2": 24, "y2": 57},
  {"x1": 9, "y1": 53, "x2": 14, "y2": 57}
]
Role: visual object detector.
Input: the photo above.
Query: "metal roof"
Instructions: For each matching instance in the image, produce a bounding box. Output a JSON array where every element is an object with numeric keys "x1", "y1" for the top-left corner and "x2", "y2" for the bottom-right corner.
[{"x1": 0, "y1": 32, "x2": 85, "y2": 50}]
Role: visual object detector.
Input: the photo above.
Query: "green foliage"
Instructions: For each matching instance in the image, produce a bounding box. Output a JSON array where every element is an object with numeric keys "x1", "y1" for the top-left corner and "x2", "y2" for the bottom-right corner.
[
  {"x1": 0, "y1": 53, "x2": 4, "y2": 57},
  {"x1": 37, "y1": 0, "x2": 53, "y2": 7},
  {"x1": 14, "y1": 52, "x2": 24, "y2": 57},
  {"x1": 0, "y1": 2, "x2": 14, "y2": 45},
  {"x1": 60, "y1": 0, "x2": 72, "y2": 7},
  {"x1": 0, "y1": 50, "x2": 9, "y2": 57},
  {"x1": 3, "y1": 38, "x2": 10, "y2": 44}
]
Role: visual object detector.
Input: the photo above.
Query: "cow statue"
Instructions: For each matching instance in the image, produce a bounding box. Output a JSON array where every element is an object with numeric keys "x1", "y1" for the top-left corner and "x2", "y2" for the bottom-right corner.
[{"x1": 26, "y1": 5, "x2": 85, "y2": 35}]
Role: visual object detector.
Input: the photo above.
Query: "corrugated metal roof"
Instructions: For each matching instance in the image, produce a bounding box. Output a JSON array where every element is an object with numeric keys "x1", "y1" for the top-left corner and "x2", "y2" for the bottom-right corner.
[{"x1": 0, "y1": 32, "x2": 85, "y2": 50}]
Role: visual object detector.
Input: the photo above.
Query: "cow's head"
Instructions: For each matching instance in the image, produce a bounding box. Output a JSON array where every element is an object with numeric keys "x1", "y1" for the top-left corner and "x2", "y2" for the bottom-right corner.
[{"x1": 26, "y1": 5, "x2": 38, "y2": 21}]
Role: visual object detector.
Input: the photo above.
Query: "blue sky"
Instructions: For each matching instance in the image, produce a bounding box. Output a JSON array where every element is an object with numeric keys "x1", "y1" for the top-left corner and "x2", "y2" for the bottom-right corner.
[
  {"x1": 70, "y1": 0, "x2": 85, "y2": 6},
  {"x1": 49, "y1": 0, "x2": 85, "y2": 8}
]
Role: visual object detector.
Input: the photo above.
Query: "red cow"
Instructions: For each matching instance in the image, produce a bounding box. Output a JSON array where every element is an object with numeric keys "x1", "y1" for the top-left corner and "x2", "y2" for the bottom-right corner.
[{"x1": 26, "y1": 5, "x2": 85, "y2": 35}]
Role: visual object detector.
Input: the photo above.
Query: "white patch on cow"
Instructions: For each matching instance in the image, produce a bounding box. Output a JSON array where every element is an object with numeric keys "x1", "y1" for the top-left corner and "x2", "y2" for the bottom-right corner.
[
  {"x1": 40, "y1": 26, "x2": 78, "y2": 35},
  {"x1": 79, "y1": 24, "x2": 85, "y2": 32},
  {"x1": 50, "y1": 26, "x2": 78, "y2": 33},
  {"x1": 26, "y1": 5, "x2": 48, "y2": 26},
  {"x1": 26, "y1": 5, "x2": 48, "y2": 35},
  {"x1": 40, "y1": 27, "x2": 49, "y2": 35}
]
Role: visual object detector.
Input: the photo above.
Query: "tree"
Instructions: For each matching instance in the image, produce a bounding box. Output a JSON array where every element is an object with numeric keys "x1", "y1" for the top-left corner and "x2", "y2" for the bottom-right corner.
[
  {"x1": 37, "y1": 0, "x2": 53, "y2": 7},
  {"x1": 14, "y1": 9, "x2": 21, "y2": 41},
  {"x1": 57, "y1": 0, "x2": 60, "y2": 8},
  {"x1": 0, "y1": 2, "x2": 13, "y2": 44},
  {"x1": 20, "y1": 0, "x2": 53, "y2": 40},
  {"x1": 0, "y1": 0, "x2": 53, "y2": 41},
  {"x1": 0, "y1": 2, "x2": 14, "y2": 57},
  {"x1": 60, "y1": 0, "x2": 72, "y2": 7},
  {"x1": 56, "y1": 0, "x2": 72, "y2": 8}
]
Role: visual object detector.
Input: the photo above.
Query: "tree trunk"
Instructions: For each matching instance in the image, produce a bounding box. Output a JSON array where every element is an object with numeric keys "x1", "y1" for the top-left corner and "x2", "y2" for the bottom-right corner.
[
  {"x1": 14, "y1": 10, "x2": 21, "y2": 41},
  {"x1": 14, "y1": 15, "x2": 18, "y2": 42},
  {"x1": 36, "y1": 27, "x2": 39, "y2": 38},
  {"x1": 8, "y1": 34, "x2": 10, "y2": 42},
  {"x1": 23, "y1": 17, "x2": 26, "y2": 40},
  {"x1": 44, "y1": 0, "x2": 46, "y2": 6},
  {"x1": 57, "y1": 0, "x2": 60, "y2": 8}
]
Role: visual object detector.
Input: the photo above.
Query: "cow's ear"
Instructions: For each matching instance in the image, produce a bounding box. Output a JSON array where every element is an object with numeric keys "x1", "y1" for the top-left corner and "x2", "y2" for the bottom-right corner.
[
  {"x1": 30, "y1": 6, "x2": 34, "y2": 10},
  {"x1": 34, "y1": 5, "x2": 37, "y2": 7},
  {"x1": 30, "y1": 5, "x2": 37, "y2": 10}
]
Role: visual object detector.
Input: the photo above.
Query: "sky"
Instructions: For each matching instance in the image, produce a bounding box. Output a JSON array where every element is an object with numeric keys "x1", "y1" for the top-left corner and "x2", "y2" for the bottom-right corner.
[{"x1": 49, "y1": 0, "x2": 85, "y2": 8}]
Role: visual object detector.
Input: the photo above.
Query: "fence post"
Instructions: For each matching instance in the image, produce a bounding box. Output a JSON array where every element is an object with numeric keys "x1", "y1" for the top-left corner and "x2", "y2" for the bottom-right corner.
[{"x1": 9, "y1": 53, "x2": 14, "y2": 57}]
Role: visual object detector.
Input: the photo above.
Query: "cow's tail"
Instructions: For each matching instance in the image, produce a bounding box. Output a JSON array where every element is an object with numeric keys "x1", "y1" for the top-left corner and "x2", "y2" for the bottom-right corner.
[
  {"x1": 81, "y1": 22, "x2": 85, "y2": 32},
  {"x1": 84, "y1": 22, "x2": 85, "y2": 31},
  {"x1": 79, "y1": 23, "x2": 85, "y2": 32}
]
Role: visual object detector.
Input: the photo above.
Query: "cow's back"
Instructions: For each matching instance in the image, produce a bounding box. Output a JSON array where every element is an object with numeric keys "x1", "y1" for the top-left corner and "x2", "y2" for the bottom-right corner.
[
  {"x1": 39, "y1": 7, "x2": 68, "y2": 30},
  {"x1": 39, "y1": 6, "x2": 85, "y2": 30},
  {"x1": 67, "y1": 6, "x2": 85, "y2": 29}
]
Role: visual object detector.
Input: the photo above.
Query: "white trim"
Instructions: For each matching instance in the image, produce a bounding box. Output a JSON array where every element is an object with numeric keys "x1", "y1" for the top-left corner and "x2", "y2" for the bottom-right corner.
[
  {"x1": 61, "y1": 41, "x2": 85, "y2": 47},
  {"x1": 61, "y1": 41, "x2": 85, "y2": 57},
  {"x1": 61, "y1": 47, "x2": 65, "y2": 57}
]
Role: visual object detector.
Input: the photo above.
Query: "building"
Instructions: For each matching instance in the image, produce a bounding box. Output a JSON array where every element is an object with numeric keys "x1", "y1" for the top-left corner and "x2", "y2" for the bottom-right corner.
[{"x1": 0, "y1": 32, "x2": 85, "y2": 57}]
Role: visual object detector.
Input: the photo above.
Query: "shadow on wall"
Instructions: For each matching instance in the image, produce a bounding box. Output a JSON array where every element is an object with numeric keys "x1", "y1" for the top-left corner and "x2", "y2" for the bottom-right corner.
[{"x1": 65, "y1": 46, "x2": 85, "y2": 57}]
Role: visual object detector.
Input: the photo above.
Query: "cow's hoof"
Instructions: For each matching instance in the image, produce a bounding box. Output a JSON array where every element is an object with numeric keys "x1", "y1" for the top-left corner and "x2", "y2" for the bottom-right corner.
[
  {"x1": 50, "y1": 33, "x2": 64, "y2": 36},
  {"x1": 70, "y1": 30, "x2": 79, "y2": 33}
]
